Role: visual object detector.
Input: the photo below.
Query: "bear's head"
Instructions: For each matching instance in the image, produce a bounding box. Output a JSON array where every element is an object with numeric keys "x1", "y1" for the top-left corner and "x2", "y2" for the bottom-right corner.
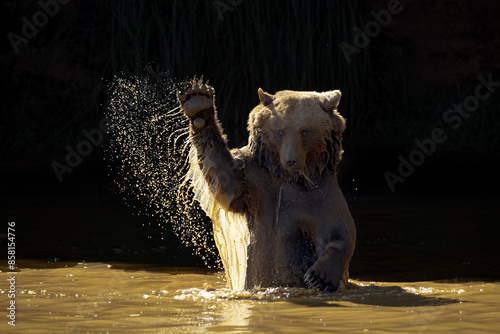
[{"x1": 247, "y1": 88, "x2": 345, "y2": 185}]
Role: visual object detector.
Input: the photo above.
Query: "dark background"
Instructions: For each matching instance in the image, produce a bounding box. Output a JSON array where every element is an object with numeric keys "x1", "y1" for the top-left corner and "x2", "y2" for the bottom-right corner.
[{"x1": 1, "y1": 0, "x2": 499, "y2": 281}]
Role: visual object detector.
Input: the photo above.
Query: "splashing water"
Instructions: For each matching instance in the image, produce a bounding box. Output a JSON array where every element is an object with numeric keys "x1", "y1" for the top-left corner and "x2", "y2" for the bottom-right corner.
[
  {"x1": 104, "y1": 73, "x2": 221, "y2": 269},
  {"x1": 185, "y1": 146, "x2": 250, "y2": 290}
]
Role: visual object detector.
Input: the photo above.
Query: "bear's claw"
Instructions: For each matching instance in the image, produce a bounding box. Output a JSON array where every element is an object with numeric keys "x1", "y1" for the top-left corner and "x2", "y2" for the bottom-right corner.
[
  {"x1": 177, "y1": 76, "x2": 215, "y2": 117},
  {"x1": 304, "y1": 270, "x2": 338, "y2": 293}
]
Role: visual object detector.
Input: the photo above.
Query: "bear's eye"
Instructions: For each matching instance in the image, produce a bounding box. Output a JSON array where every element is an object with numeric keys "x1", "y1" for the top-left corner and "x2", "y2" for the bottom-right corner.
[
  {"x1": 301, "y1": 130, "x2": 307, "y2": 136},
  {"x1": 278, "y1": 130, "x2": 284, "y2": 136}
]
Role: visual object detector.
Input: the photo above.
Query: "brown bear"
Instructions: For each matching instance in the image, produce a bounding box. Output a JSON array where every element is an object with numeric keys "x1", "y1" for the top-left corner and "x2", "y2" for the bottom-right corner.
[{"x1": 177, "y1": 77, "x2": 356, "y2": 292}]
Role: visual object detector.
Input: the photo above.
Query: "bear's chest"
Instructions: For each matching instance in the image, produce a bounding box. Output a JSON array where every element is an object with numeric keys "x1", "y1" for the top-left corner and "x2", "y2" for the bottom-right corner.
[
  {"x1": 279, "y1": 183, "x2": 333, "y2": 225},
  {"x1": 246, "y1": 176, "x2": 338, "y2": 287},
  {"x1": 248, "y1": 175, "x2": 337, "y2": 231}
]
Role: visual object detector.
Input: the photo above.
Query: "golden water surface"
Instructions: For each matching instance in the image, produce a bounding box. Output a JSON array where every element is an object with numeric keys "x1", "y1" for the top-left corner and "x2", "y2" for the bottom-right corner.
[{"x1": 1, "y1": 261, "x2": 499, "y2": 333}]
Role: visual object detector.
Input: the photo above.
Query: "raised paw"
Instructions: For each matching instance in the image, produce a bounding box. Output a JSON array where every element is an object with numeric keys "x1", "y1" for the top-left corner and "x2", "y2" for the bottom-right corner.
[{"x1": 177, "y1": 76, "x2": 215, "y2": 118}]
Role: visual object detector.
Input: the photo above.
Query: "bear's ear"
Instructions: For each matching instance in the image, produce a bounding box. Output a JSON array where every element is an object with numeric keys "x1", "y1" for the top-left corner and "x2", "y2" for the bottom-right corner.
[
  {"x1": 319, "y1": 90, "x2": 341, "y2": 112},
  {"x1": 258, "y1": 88, "x2": 274, "y2": 106}
]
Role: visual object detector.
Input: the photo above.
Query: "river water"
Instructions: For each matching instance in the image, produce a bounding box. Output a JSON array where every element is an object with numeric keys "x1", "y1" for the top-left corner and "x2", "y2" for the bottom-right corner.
[
  {"x1": 1, "y1": 198, "x2": 499, "y2": 333},
  {"x1": 1, "y1": 260, "x2": 499, "y2": 333}
]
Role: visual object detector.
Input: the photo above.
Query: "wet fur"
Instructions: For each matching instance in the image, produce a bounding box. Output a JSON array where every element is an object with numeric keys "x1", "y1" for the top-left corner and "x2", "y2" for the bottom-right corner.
[
  {"x1": 249, "y1": 129, "x2": 342, "y2": 187},
  {"x1": 178, "y1": 79, "x2": 356, "y2": 292}
]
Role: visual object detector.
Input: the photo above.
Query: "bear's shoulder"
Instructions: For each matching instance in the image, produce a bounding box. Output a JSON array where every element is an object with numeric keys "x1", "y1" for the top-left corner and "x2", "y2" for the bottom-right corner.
[{"x1": 231, "y1": 145, "x2": 280, "y2": 186}]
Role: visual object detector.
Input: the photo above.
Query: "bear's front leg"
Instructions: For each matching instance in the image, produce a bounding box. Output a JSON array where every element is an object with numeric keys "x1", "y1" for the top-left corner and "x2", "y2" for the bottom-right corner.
[
  {"x1": 177, "y1": 77, "x2": 245, "y2": 210},
  {"x1": 304, "y1": 240, "x2": 352, "y2": 292}
]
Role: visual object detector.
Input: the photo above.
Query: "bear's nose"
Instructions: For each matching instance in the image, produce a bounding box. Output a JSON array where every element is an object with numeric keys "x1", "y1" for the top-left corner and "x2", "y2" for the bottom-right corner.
[{"x1": 286, "y1": 160, "x2": 298, "y2": 168}]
